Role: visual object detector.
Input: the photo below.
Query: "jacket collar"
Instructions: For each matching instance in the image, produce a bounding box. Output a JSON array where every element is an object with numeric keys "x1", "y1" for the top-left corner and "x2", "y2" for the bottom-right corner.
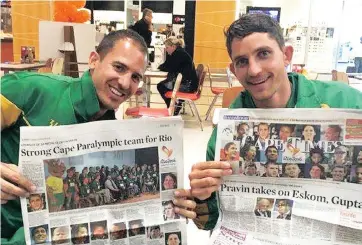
[{"x1": 71, "y1": 70, "x2": 115, "y2": 121}]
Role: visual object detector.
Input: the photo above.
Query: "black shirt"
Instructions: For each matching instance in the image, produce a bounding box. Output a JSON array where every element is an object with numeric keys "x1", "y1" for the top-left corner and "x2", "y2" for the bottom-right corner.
[{"x1": 129, "y1": 19, "x2": 152, "y2": 47}]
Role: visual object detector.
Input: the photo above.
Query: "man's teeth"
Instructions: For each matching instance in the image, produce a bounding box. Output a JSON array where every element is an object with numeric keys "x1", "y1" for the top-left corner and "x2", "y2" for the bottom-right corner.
[{"x1": 110, "y1": 87, "x2": 124, "y2": 97}]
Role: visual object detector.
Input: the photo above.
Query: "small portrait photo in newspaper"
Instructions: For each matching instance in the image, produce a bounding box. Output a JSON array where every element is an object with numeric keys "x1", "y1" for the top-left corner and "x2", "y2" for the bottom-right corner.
[
  {"x1": 30, "y1": 224, "x2": 49, "y2": 245},
  {"x1": 233, "y1": 121, "x2": 254, "y2": 147},
  {"x1": 220, "y1": 140, "x2": 241, "y2": 174},
  {"x1": 165, "y1": 231, "x2": 182, "y2": 245},
  {"x1": 351, "y1": 146, "x2": 362, "y2": 184},
  {"x1": 109, "y1": 222, "x2": 127, "y2": 241},
  {"x1": 273, "y1": 199, "x2": 294, "y2": 220},
  {"x1": 90, "y1": 220, "x2": 108, "y2": 240},
  {"x1": 162, "y1": 200, "x2": 180, "y2": 221},
  {"x1": 51, "y1": 226, "x2": 70, "y2": 245},
  {"x1": 161, "y1": 172, "x2": 177, "y2": 190},
  {"x1": 254, "y1": 197, "x2": 275, "y2": 218},
  {"x1": 128, "y1": 219, "x2": 145, "y2": 237},
  {"x1": 147, "y1": 225, "x2": 164, "y2": 240},
  {"x1": 27, "y1": 193, "x2": 46, "y2": 213},
  {"x1": 71, "y1": 223, "x2": 89, "y2": 244}
]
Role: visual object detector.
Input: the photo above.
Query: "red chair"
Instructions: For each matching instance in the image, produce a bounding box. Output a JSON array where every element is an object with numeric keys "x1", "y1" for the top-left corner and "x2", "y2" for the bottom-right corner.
[
  {"x1": 204, "y1": 65, "x2": 233, "y2": 121},
  {"x1": 125, "y1": 74, "x2": 182, "y2": 118},
  {"x1": 165, "y1": 64, "x2": 206, "y2": 131}
]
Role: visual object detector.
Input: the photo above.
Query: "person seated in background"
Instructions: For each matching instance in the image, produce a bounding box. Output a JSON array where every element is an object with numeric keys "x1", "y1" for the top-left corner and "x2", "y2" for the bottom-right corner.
[{"x1": 157, "y1": 37, "x2": 199, "y2": 115}]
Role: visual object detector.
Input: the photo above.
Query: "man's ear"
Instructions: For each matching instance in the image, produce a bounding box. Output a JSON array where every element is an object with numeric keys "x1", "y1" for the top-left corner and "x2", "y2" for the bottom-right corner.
[
  {"x1": 89, "y1": 51, "x2": 100, "y2": 69},
  {"x1": 283, "y1": 45, "x2": 294, "y2": 67}
]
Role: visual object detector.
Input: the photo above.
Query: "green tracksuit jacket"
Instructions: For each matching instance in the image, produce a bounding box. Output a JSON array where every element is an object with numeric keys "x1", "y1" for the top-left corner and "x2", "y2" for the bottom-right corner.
[
  {"x1": 1, "y1": 71, "x2": 115, "y2": 245},
  {"x1": 194, "y1": 72, "x2": 362, "y2": 230}
]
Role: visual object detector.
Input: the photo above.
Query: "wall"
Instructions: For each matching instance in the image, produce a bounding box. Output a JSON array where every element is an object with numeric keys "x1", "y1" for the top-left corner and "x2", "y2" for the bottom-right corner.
[
  {"x1": 11, "y1": 1, "x2": 53, "y2": 62},
  {"x1": 193, "y1": 0, "x2": 236, "y2": 69}
]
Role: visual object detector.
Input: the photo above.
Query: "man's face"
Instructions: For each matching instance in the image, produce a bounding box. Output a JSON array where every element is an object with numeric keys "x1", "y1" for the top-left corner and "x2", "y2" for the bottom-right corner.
[
  {"x1": 325, "y1": 127, "x2": 339, "y2": 141},
  {"x1": 131, "y1": 224, "x2": 141, "y2": 234},
  {"x1": 167, "y1": 234, "x2": 180, "y2": 245},
  {"x1": 53, "y1": 227, "x2": 68, "y2": 241},
  {"x1": 229, "y1": 33, "x2": 291, "y2": 104},
  {"x1": 226, "y1": 144, "x2": 238, "y2": 159},
  {"x1": 277, "y1": 201, "x2": 289, "y2": 214},
  {"x1": 77, "y1": 227, "x2": 88, "y2": 237},
  {"x1": 310, "y1": 166, "x2": 322, "y2": 179},
  {"x1": 93, "y1": 226, "x2": 105, "y2": 238},
  {"x1": 279, "y1": 126, "x2": 292, "y2": 141},
  {"x1": 90, "y1": 39, "x2": 147, "y2": 110},
  {"x1": 266, "y1": 147, "x2": 278, "y2": 162},
  {"x1": 357, "y1": 151, "x2": 362, "y2": 164},
  {"x1": 246, "y1": 146, "x2": 256, "y2": 160},
  {"x1": 258, "y1": 199, "x2": 270, "y2": 212},
  {"x1": 34, "y1": 227, "x2": 47, "y2": 244},
  {"x1": 238, "y1": 124, "x2": 249, "y2": 136},
  {"x1": 150, "y1": 228, "x2": 161, "y2": 238},
  {"x1": 30, "y1": 195, "x2": 43, "y2": 211},
  {"x1": 285, "y1": 164, "x2": 300, "y2": 178},
  {"x1": 334, "y1": 148, "x2": 347, "y2": 163},
  {"x1": 245, "y1": 166, "x2": 257, "y2": 176},
  {"x1": 332, "y1": 167, "x2": 345, "y2": 182},
  {"x1": 144, "y1": 13, "x2": 153, "y2": 24},
  {"x1": 311, "y1": 153, "x2": 322, "y2": 165},
  {"x1": 164, "y1": 204, "x2": 175, "y2": 218},
  {"x1": 357, "y1": 167, "x2": 362, "y2": 184},
  {"x1": 266, "y1": 163, "x2": 279, "y2": 177},
  {"x1": 258, "y1": 124, "x2": 270, "y2": 140}
]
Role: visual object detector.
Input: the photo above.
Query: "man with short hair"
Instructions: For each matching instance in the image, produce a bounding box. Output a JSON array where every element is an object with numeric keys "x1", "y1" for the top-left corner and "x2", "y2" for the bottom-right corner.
[
  {"x1": 129, "y1": 8, "x2": 153, "y2": 47},
  {"x1": 323, "y1": 125, "x2": 342, "y2": 141},
  {"x1": 331, "y1": 165, "x2": 347, "y2": 182},
  {"x1": 356, "y1": 164, "x2": 362, "y2": 184},
  {"x1": 257, "y1": 123, "x2": 270, "y2": 143},
  {"x1": 261, "y1": 162, "x2": 279, "y2": 177},
  {"x1": 188, "y1": 13, "x2": 362, "y2": 230},
  {"x1": 63, "y1": 168, "x2": 79, "y2": 210},
  {"x1": 28, "y1": 194, "x2": 44, "y2": 212},
  {"x1": 284, "y1": 163, "x2": 301, "y2": 178},
  {"x1": 0, "y1": 29, "x2": 194, "y2": 244},
  {"x1": 276, "y1": 199, "x2": 292, "y2": 220},
  {"x1": 254, "y1": 198, "x2": 271, "y2": 217}
]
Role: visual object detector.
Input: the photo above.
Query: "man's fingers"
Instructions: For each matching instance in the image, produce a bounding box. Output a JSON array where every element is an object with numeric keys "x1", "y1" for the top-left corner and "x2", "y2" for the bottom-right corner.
[
  {"x1": 191, "y1": 186, "x2": 220, "y2": 201},
  {"x1": 191, "y1": 161, "x2": 231, "y2": 171},
  {"x1": 174, "y1": 207, "x2": 196, "y2": 219},
  {"x1": 190, "y1": 177, "x2": 222, "y2": 189},
  {"x1": 0, "y1": 179, "x2": 29, "y2": 197},
  {"x1": 1, "y1": 191, "x2": 17, "y2": 201},
  {"x1": 1, "y1": 163, "x2": 36, "y2": 193},
  {"x1": 189, "y1": 168, "x2": 232, "y2": 181},
  {"x1": 173, "y1": 198, "x2": 196, "y2": 210},
  {"x1": 173, "y1": 189, "x2": 192, "y2": 198}
]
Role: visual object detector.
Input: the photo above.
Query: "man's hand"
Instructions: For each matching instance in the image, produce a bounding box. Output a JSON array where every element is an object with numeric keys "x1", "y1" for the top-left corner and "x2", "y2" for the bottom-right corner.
[
  {"x1": 189, "y1": 161, "x2": 232, "y2": 200},
  {"x1": 173, "y1": 189, "x2": 196, "y2": 219},
  {"x1": 0, "y1": 162, "x2": 36, "y2": 204}
]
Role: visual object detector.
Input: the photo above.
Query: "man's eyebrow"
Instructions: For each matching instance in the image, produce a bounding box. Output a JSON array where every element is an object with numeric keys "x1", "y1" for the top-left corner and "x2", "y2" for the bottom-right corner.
[
  {"x1": 112, "y1": 61, "x2": 143, "y2": 79},
  {"x1": 232, "y1": 46, "x2": 273, "y2": 62}
]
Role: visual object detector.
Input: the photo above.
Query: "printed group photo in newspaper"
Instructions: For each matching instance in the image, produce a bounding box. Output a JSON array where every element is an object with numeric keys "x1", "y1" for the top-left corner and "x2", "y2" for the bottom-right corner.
[
  {"x1": 210, "y1": 109, "x2": 362, "y2": 245},
  {"x1": 19, "y1": 118, "x2": 187, "y2": 245}
]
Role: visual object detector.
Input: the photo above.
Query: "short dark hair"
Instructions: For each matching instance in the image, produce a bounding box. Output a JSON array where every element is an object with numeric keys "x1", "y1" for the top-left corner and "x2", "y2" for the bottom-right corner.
[
  {"x1": 265, "y1": 145, "x2": 278, "y2": 155},
  {"x1": 309, "y1": 147, "x2": 325, "y2": 159},
  {"x1": 96, "y1": 29, "x2": 148, "y2": 61},
  {"x1": 224, "y1": 142, "x2": 236, "y2": 151},
  {"x1": 224, "y1": 13, "x2": 284, "y2": 58}
]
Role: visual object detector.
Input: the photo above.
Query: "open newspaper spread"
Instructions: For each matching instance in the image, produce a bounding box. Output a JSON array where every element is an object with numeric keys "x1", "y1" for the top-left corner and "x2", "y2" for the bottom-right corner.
[
  {"x1": 210, "y1": 109, "x2": 362, "y2": 245},
  {"x1": 19, "y1": 118, "x2": 186, "y2": 245}
]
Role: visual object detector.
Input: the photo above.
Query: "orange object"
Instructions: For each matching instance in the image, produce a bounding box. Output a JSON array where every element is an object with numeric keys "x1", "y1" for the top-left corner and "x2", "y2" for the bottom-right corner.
[
  {"x1": 75, "y1": 9, "x2": 91, "y2": 23},
  {"x1": 68, "y1": 0, "x2": 86, "y2": 9}
]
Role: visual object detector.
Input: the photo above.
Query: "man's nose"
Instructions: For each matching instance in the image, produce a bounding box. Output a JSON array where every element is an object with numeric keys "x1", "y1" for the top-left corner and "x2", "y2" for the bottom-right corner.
[
  {"x1": 248, "y1": 59, "x2": 262, "y2": 76},
  {"x1": 117, "y1": 73, "x2": 132, "y2": 90}
]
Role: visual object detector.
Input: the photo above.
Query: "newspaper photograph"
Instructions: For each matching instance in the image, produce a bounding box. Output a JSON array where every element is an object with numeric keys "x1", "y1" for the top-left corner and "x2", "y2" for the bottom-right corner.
[
  {"x1": 19, "y1": 118, "x2": 186, "y2": 245},
  {"x1": 210, "y1": 109, "x2": 362, "y2": 245}
]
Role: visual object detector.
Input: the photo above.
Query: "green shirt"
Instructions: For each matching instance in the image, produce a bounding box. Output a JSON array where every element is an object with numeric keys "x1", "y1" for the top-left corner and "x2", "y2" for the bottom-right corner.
[
  {"x1": 90, "y1": 180, "x2": 102, "y2": 192},
  {"x1": 1, "y1": 71, "x2": 115, "y2": 245},
  {"x1": 195, "y1": 73, "x2": 362, "y2": 231}
]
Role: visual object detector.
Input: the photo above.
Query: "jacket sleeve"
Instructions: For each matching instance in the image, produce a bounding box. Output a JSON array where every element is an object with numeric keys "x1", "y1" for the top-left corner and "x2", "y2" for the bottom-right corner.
[
  {"x1": 193, "y1": 127, "x2": 219, "y2": 230},
  {"x1": 1, "y1": 73, "x2": 28, "y2": 130}
]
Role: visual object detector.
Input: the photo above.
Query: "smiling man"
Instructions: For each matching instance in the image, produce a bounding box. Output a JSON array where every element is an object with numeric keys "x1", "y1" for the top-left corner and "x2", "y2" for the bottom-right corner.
[
  {"x1": 1, "y1": 29, "x2": 196, "y2": 245},
  {"x1": 189, "y1": 13, "x2": 362, "y2": 231}
]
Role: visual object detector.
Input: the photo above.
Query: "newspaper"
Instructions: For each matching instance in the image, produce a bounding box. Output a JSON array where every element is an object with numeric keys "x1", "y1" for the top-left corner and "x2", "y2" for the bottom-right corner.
[
  {"x1": 19, "y1": 118, "x2": 187, "y2": 245},
  {"x1": 210, "y1": 109, "x2": 362, "y2": 245}
]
